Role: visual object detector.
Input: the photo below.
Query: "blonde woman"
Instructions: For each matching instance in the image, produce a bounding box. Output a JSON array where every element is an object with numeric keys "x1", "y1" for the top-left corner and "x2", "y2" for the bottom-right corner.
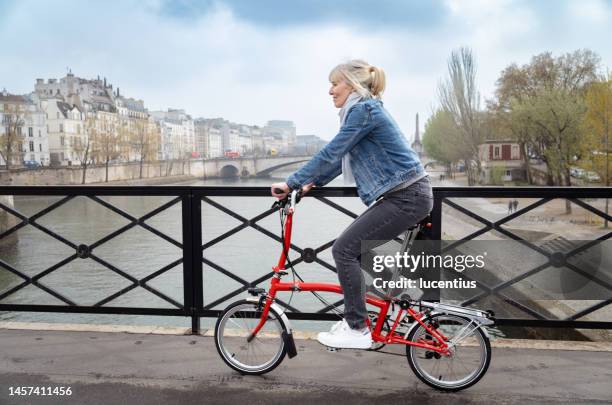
[{"x1": 271, "y1": 60, "x2": 432, "y2": 349}]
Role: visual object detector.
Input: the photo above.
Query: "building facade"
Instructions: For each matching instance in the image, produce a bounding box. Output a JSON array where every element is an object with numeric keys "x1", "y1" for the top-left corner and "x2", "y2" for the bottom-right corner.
[
  {"x1": 0, "y1": 89, "x2": 50, "y2": 167},
  {"x1": 150, "y1": 109, "x2": 195, "y2": 160},
  {"x1": 263, "y1": 120, "x2": 296, "y2": 154},
  {"x1": 478, "y1": 140, "x2": 526, "y2": 184}
]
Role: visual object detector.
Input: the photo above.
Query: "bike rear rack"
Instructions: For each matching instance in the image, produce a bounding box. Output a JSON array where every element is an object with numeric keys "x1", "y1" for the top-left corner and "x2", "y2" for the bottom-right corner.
[{"x1": 420, "y1": 301, "x2": 495, "y2": 325}]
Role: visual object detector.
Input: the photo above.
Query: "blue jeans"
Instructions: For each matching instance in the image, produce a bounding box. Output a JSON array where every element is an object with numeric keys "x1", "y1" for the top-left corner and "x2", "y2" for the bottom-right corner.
[{"x1": 331, "y1": 176, "x2": 434, "y2": 329}]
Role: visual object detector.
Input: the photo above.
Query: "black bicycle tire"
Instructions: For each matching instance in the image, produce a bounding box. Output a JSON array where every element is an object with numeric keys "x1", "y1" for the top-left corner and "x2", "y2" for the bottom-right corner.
[
  {"x1": 405, "y1": 313, "x2": 491, "y2": 391},
  {"x1": 214, "y1": 300, "x2": 288, "y2": 375}
]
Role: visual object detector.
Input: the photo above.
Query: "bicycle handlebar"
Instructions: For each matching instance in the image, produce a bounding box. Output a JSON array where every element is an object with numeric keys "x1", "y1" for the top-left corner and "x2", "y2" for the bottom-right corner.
[{"x1": 272, "y1": 188, "x2": 302, "y2": 211}]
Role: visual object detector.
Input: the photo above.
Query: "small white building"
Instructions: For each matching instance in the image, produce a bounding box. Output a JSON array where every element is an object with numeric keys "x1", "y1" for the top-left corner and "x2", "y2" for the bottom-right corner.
[
  {"x1": 41, "y1": 98, "x2": 86, "y2": 166},
  {"x1": 478, "y1": 140, "x2": 526, "y2": 184},
  {"x1": 195, "y1": 118, "x2": 223, "y2": 158},
  {"x1": 238, "y1": 125, "x2": 253, "y2": 156},
  {"x1": 151, "y1": 109, "x2": 194, "y2": 160},
  {"x1": 263, "y1": 120, "x2": 296, "y2": 154}
]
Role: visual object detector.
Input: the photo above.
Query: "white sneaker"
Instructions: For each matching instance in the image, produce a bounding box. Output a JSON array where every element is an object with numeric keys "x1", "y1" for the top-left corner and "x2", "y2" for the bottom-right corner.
[{"x1": 317, "y1": 319, "x2": 372, "y2": 349}]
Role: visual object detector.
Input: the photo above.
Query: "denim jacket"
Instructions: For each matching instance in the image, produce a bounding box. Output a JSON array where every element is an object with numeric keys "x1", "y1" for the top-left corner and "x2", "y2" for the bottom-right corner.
[{"x1": 286, "y1": 98, "x2": 426, "y2": 206}]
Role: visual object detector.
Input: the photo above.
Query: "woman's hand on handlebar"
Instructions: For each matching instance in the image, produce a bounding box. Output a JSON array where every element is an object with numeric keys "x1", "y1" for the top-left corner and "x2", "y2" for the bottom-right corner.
[
  {"x1": 270, "y1": 182, "x2": 314, "y2": 200},
  {"x1": 271, "y1": 182, "x2": 290, "y2": 200}
]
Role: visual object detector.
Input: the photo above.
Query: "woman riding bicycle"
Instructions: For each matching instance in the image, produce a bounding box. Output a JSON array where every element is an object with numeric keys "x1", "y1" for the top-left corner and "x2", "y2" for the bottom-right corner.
[{"x1": 271, "y1": 59, "x2": 433, "y2": 349}]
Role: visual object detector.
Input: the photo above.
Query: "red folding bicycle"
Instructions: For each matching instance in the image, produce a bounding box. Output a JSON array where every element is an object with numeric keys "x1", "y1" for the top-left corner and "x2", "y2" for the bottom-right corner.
[{"x1": 215, "y1": 189, "x2": 495, "y2": 391}]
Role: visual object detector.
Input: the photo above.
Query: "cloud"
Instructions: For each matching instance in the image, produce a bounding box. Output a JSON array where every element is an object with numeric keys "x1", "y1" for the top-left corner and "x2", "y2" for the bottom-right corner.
[{"x1": 157, "y1": 0, "x2": 448, "y2": 30}]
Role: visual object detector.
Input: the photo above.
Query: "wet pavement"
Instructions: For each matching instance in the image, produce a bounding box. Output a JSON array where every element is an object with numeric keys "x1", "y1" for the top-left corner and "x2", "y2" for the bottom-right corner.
[{"x1": 1, "y1": 327, "x2": 611, "y2": 404}]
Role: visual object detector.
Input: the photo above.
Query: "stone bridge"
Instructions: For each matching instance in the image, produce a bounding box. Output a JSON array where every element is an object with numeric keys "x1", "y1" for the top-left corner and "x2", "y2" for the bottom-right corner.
[{"x1": 199, "y1": 155, "x2": 313, "y2": 178}]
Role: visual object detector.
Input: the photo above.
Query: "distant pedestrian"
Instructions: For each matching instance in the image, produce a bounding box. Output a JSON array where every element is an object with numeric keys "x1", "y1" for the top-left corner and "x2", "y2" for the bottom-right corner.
[
  {"x1": 513, "y1": 199, "x2": 518, "y2": 212},
  {"x1": 508, "y1": 200, "x2": 513, "y2": 214}
]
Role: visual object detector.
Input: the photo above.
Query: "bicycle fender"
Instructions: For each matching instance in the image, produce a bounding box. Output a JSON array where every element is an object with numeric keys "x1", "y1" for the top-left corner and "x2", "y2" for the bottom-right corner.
[
  {"x1": 404, "y1": 312, "x2": 491, "y2": 339},
  {"x1": 245, "y1": 297, "x2": 293, "y2": 334}
]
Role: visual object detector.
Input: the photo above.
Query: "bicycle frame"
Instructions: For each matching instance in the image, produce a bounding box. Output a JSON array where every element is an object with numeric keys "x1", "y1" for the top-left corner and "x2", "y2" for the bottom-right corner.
[{"x1": 249, "y1": 191, "x2": 451, "y2": 355}]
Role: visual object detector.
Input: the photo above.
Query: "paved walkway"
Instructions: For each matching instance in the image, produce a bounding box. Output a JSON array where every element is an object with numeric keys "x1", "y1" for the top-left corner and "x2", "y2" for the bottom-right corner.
[{"x1": 1, "y1": 327, "x2": 611, "y2": 404}]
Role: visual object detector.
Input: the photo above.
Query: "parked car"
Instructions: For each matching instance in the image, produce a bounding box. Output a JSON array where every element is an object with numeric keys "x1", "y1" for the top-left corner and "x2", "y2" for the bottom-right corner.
[
  {"x1": 23, "y1": 160, "x2": 41, "y2": 168},
  {"x1": 570, "y1": 167, "x2": 585, "y2": 178},
  {"x1": 585, "y1": 171, "x2": 601, "y2": 182}
]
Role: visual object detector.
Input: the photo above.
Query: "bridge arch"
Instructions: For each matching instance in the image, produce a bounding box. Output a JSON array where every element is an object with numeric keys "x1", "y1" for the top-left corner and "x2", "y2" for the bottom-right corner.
[
  {"x1": 424, "y1": 161, "x2": 440, "y2": 170},
  {"x1": 219, "y1": 164, "x2": 240, "y2": 178},
  {"x1": 256, "y1": 159, "x2": 310, "y2": 177}
]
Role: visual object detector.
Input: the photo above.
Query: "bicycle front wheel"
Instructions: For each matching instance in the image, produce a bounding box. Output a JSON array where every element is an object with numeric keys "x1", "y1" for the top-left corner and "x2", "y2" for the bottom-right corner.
[
  {"x1": 214, "y1": 300, "x2": 287, "y2": 375},
  {"x1": 406, "y1": 313, "x2": 491, "y2": 391}
]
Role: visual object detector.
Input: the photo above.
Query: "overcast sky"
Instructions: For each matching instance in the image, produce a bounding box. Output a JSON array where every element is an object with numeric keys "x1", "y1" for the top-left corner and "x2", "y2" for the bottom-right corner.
[{"x1": 1, "y1": 0, "x2": 612, "y2": 142}]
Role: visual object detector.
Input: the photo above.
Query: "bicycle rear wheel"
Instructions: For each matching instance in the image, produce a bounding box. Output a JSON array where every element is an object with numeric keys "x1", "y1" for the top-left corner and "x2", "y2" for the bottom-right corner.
[
  {"x1": 406, "y1": 313, "x2": 491, "y2": 391},
  {"x1": 215, "y1": 300, "x2": 287, "y2": 375}
]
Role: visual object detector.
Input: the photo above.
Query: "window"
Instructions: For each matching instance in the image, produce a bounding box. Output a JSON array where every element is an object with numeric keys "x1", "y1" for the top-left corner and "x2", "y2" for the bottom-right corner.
[
  {"x1": 39, "y1": 143, "x2": 42, "y2": 152},
  {"x1": 60, "y1": 136, "x2": 64, "y2": 146},
  {"x1": 38, "y1": 130, "x2": 41, "y2": 137},
  {"x1": 77, "y1": 124, "x2": 81, "y2": 134},
  {"x1": 17, "y1": 126, "x2": 22, "y2": 136},
  {"x1": 494, "y1": 146, "x2": 500, "y2": 159},
  {"x1": 59, "y1": 124, "x2": 63, "y2": 133},
  {"x1": 511, "y1": 145, "x2": 520, "y2": 160},
  {"x1": 57, "y1": 112, "x2": 60, "y2": 119},
  {"x1": 29, "y1": 141, "x2": 34, "y2": 152},
  {"x1": 28, "y1": 127, "x2": 33, "y2": 137}
]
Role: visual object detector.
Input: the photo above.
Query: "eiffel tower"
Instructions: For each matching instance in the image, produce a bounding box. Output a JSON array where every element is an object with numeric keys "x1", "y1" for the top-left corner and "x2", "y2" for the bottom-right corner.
[{"x1": 411, "y1": 113, "x2": 423, "y2": 158}]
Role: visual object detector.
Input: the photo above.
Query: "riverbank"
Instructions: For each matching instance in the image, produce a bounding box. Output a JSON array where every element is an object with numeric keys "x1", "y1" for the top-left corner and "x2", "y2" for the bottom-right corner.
[{"x1": 0, "y1": 160, "x2": 203, "y2": 186}]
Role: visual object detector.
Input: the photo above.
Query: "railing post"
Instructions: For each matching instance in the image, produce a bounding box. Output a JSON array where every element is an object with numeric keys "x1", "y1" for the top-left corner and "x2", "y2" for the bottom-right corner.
[
  {"x1": 429, "y1": 191, "x2": 443, "y2": 302},
  {"x1": 182, "y1": 189, "x2": 203, "y2": 334}
]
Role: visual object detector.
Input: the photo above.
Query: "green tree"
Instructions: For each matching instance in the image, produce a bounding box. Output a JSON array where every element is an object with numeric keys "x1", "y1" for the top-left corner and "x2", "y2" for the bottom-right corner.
[
  {"x1": 512, "y1": 87, "x2": 586, "y2": 188},
  {"x1": 582, "y1": 74, "x2": 612, "y2": 227},
  {"x1": 422, "y1": 109, "x2": 464, "y2": 177},
  {"x1": 491, "y1": 49, "x2": 600, "y2": 201}
]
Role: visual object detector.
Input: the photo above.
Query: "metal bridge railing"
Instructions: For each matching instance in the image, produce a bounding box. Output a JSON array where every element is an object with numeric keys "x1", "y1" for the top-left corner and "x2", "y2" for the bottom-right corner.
[{"x1": 0, "y1": 185, "x2": 610, "y2": 334}]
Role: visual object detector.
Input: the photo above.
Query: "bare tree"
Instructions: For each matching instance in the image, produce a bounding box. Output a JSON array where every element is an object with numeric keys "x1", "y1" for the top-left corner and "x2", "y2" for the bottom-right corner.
[
  {"x1": 74, "y1": 113, "x2": 96, "y2": 184},
  {"x1": 0, "y1": 105, "x2": 25, "y2": 170},
  {"x1": 130, "y1": 117, "x2": 160, "y2": 179},
  {"x1": 93, "y1": 113, "x2": 120, "y2": 182},
  {"x1": 437, "y1": 47, "x2": 484, "y2": 185}
]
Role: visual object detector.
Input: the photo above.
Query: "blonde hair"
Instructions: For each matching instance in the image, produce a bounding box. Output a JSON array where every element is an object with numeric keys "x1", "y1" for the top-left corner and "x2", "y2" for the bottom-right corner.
[{"x1": 329, "y1": 59, "x2": 386, "y2": 99}]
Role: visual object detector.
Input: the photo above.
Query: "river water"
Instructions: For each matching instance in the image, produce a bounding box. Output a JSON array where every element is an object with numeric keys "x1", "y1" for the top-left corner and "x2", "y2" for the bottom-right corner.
[{"x1": 0, "y1": 171, "x2": 374, "y2": 331}]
